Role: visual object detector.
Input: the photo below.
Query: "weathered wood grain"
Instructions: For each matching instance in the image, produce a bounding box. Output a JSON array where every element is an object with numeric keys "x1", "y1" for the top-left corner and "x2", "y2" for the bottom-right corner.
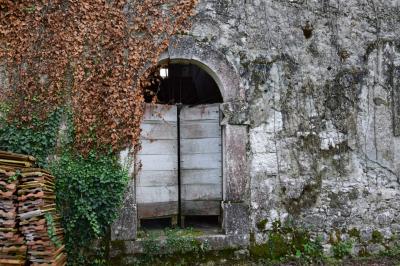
[
  {"x1": 181, "y1": 200, "x2": 220, "y2": 216},
  {"x1": 136, "y1": 186, "x2": 178, "y2": 203},
  {"x1": 180, "y1": 138, "x2": 221, "y2": 154},
  {"x1": 180, "y1": 104, "x2": 222, "y2": 216},
  {"x1": 140, "y1": 123, "x2": 177, "y2": 140},
  {"x1": 143, "y1": 104, "x2": 177, "y2": 122},
  {"x1": 179, "y1": 104, "x2": 220, "y2": 121},
  {"x1": 136, "y1": 170, "x2": 178, "y2": 187},
  {"x1": 138, "y1": 139, "x2": 177, "y2": 155},
  {"x1": 136, "y1": 104, "x2": 178, "y2": 218},
  {"x1": 137, "y1": 154, "x2": 177, "y2": 171},
  {"x1": 180, "y1": 153, "x2": 221, "y2": 169},
  {"x1": 137, "y1": 202, "x2": 179, "y2": 219},
  {"x1": 182, "y1": 184, "x2": 222, "y2": 201},
  {"x1": 180, "y1": 122, "x2": 221, "y2": 139},
  {"x1": 181, "y1": 169, "x2": 222, "y2": 185}
]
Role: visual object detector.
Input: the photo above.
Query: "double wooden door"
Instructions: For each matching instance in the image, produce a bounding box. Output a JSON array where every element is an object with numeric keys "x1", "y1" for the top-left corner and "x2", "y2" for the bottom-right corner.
[{"x1": 136, "y1": 103, "x2": 222, "y2": 225}]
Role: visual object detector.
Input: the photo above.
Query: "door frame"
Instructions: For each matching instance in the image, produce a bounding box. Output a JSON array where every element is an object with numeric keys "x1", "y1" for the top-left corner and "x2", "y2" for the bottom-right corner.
[{"x1": 112, "y1": 36, "x2": 250, "y2": 241}]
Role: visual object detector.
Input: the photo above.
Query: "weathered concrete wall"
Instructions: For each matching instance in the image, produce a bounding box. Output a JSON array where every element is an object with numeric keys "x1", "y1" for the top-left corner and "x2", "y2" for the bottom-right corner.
[{"x1": 189, "y1": 0, "x2": 400, "y2": 247}]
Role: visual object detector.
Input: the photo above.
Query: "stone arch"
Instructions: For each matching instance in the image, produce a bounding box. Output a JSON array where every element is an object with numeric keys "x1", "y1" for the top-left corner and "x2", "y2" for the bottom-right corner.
[
  {"x1": 158, "y1": 36, "x2": 242, "y2": 102},
  {"x1": 112, "y1": 36, "x2": 250, "y2": 249}
]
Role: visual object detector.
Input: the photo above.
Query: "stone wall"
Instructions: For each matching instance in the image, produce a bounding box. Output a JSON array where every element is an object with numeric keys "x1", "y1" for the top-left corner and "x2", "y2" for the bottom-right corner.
[
  {"x1": 189, "y1": 0, "x2": 400, "y2": 246},
  {"x1": 2, "y1": 0, "x2": 399, "y2": 257}
]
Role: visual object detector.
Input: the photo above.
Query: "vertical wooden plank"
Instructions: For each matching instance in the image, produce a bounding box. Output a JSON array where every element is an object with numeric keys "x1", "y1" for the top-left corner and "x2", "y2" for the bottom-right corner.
[
  {"x1": 180, "y1": 104, "x2": 222, "y2": 216},
  {"x1": 136, "y1": 104, "x2": 178, "y2": 219}
]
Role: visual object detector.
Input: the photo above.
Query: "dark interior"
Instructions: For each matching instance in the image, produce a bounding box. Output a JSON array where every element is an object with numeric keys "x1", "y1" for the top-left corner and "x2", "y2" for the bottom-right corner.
[
  {"x1": 140, "y1": 217, "x2": 172, "y2": 230},
  {"x1": 144, "y1": 63, "x2": 223, "y2": 105},
  {"x1": 184, "y1": 215, "x2": 220, "y2": 230}
]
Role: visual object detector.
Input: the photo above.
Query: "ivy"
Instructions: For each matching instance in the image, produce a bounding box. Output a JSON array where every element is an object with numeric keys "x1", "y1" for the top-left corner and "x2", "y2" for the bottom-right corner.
[
  {"x1": 50, "y1": 150, "x2": 129, "y2": 265},
  {"x1": 44, "y1": 212, "x2": 62, "y2": 248},
  {"x1": 0, "y1": 108, "x2": 63, "y2": 167}
]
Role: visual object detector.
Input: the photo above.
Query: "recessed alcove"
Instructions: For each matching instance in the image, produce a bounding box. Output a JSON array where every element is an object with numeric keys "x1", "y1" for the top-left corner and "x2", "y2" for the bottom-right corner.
[{"x1": 138, "y1": 63, "x2": 223, "y2": 232}]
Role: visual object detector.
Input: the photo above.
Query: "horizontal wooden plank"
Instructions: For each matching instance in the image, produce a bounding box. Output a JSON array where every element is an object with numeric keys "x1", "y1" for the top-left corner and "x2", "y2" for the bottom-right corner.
[
  {"x1": 136, "y1": 170, "x2": 178, "y2": 187},
  {"x1": 136, "y1": 154, "x2": 177, "y2": 171},
  {"x1": 143, "y1": 104, "x2": 177, "y2": 122},
  {"x1": 180, "y1": 122, "x2": 221, "y2": 139},
  {"x1": 138, "y1": 202, "x2": 178, "y2": 219},
  {"x1": 181, "y1": 169, "x2": 222, "y2": 185},
  {"x1": 136, "y1": 186, "x2": 178, "y2": 204},
  {"x1": 180, "y1": 153, "x2": 221, "y2": 169},
  {"x1": 181, "y1": 200, "x2": 221, "y2": 216},
  {"x1": 180, "y1": 104, "x2": 220, "y2": 121},
  {"x1": 138, "y1": 139, "x2": 177, "y2": 155},
  {"x1": 182, "y1": 184, "x2": 222, "y2": 201},
  {"x1": 140, "y1": 123, "x2": 177, "y2": 140},
  {"x1": 180, "y1": 138, "x2": 221, "y2": 154}
]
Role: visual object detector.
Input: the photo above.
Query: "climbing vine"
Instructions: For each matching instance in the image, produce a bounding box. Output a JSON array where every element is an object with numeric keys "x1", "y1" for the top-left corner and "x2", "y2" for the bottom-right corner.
[
  {"x1": 51, "y1": 149, "x2": 129, "y2": 265},
  {"x1": 0, "y1": 0, "x2": 197, "y2": 154},
  {"x1": 44, "y1": 212, "x2": 62, "y2": 249},
  {"x1": 0, "y1": 108, "x2": 63, "y2": 167},
  {"x1": 0, "y1": 1, "x2": 197, "y2": 265}
]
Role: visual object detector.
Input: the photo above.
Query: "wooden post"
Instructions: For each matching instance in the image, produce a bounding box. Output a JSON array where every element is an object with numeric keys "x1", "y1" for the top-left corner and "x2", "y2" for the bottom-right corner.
[{"x1": 171, "y1": 215, "x2": 178, "y2": 228}]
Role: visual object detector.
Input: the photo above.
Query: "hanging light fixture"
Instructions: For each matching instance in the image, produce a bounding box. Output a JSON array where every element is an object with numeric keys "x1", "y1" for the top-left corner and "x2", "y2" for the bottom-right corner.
[{"x1": 160, "y1": 66, "x2": 169, "y2": 79}]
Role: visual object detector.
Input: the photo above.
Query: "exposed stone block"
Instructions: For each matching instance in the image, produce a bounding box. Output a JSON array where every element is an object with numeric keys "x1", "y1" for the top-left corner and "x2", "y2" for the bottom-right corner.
[
  {"x1": 251, "y1": 152, "x2": 278, "y2": 175},
  {"x1": 111, "y1": 180, "x2": 137, "y2": 241},
  {"x1": 109, "y1": 234, "x2": 250, "y2": 258},
  {"x1": 220, "y1": 100, "x2": 250, "y2": 125},
  {"x1": 224, "y1": 125, "x2": 249, "y2": 202},
  {"x1": 222, "y1": 202, "x2": 250, "y2": 235},
  {"x1": 393, "y1": 66, "x2": 400, "y2": 136}
]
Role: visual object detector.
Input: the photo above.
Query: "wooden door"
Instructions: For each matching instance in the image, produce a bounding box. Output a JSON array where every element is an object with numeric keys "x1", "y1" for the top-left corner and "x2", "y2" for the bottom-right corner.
[
  {"x1": 136, "y1": 104, "x2": 178, "y2": 223},
  {"x1": 180, "y1": 104, "x2": 222, "y2": 217}
]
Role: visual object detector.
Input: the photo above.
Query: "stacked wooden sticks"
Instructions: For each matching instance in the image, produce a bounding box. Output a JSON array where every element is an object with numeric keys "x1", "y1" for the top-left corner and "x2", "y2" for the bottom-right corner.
[
  {"x1": 0, "y1": 151, "x2": 66, "y2": 266},
  {"x1": 18, "y1": 168, "x2": 66, "y2": 265},
  {"x1": 0, "y1": 166, "x2": 26, "y2": 266}
]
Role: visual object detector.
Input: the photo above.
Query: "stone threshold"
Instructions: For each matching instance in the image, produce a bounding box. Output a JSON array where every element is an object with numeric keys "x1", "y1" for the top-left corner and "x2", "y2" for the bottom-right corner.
[{"x1": 109, "y1": 233, "x2": 250, "y2": 257}]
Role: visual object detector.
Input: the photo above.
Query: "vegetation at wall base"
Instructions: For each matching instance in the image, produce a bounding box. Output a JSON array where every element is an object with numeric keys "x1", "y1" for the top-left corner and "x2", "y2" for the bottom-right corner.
[
  {"x1": 51, "y1": 150, "x2": 129, "y2": 265},
  {"x1": 250, "y1": 221, "x2": 325, "y2": 265}
]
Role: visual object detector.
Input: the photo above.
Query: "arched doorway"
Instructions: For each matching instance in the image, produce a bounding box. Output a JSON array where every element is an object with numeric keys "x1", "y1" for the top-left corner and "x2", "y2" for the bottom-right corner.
[
  {"x1": 112, "y1": 37, "x2": 249, "y2": 248},
  {"x1": 136, "y1": 63, "x2": 224, "y2": 229}
]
